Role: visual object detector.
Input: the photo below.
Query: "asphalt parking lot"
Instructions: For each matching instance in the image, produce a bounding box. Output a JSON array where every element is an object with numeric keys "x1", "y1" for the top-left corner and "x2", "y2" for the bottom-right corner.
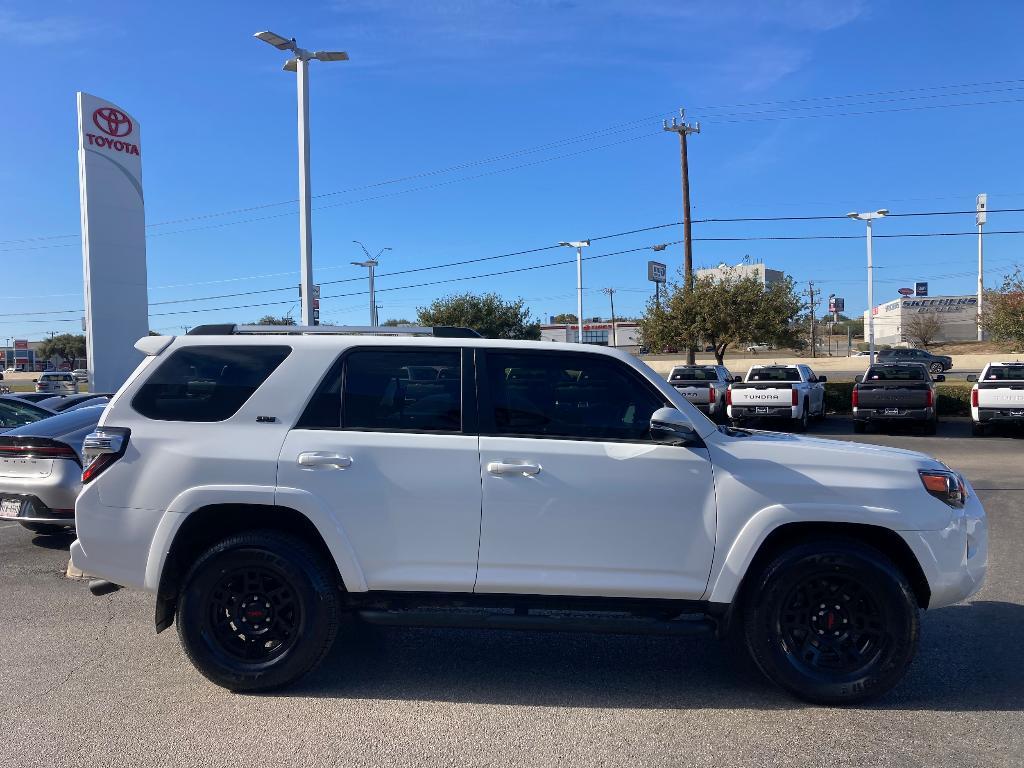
[{"x1": 1, "y1": 417, "x2": 1021, "y2": 768}]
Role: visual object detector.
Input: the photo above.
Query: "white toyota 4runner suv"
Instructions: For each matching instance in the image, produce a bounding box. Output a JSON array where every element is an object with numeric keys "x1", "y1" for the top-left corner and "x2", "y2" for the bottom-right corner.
[{"x1": 72, "y1": 325, "x2": 988, "y2": 704}]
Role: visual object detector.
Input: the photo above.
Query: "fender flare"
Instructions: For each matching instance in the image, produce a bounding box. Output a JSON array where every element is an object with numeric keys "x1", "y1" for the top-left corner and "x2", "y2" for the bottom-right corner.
[{"x1": 143, "y1": 484, "x2": 367, "y2": 594}]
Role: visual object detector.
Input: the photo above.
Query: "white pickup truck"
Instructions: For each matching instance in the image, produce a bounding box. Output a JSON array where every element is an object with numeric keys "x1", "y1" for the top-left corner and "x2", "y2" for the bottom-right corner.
[
  {"x1": 968, "y1": 361, "x2": 1024, "y2": 436},
  {"x1": 728, "y1": 364, "x2": 827, "y2": 431}
]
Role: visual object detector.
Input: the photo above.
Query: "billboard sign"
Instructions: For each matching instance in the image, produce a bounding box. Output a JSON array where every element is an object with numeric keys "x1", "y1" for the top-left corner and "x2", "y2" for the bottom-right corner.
[
  {"x1": 828, "y1": 296, "x2": 844, "y2": 313},
  {"x1": 77, "y1": 92, "x2": 149, "y2": 392},
  {"x1": 14, "y1": 339, "x2": 28, "y2": 350},
  {"x1": 898, "y1": 287, "x2": 914, "y2": 296},
  {"x1": 915, "y1": 281, "x2": 928, "y2": 297},
  {"x1": 648, "y1": 261, "x2": 667, "y2": 284}
]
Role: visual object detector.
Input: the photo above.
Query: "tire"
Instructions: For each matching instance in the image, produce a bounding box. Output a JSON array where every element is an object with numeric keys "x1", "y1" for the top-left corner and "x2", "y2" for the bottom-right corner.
[
  {"x1": 793, "y1": 402, "x2": 809, "y2": 433},
  {"x1": 971, "y1": 422, "x2": 986, "y2": 437},
  {"x1": 853, "y1": 421, "x2": 866, "y2": 434},
  {"x1": 742, "y1": 539, "x2": 920, "y2": 705},
  {"x1": 176, "y1": 530, "x2": 341, "y2": 692},
  {"x1": 19, "y1": 522, "x2": 73, "y2": 535},
  {"x1": 929, "y1": 362, "x2": 943, "y2": 375}
]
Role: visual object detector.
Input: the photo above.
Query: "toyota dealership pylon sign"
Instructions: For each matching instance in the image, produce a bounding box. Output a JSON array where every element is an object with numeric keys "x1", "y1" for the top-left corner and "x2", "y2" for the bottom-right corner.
[{"x1": 77, "y1": 92, "x2": 149, "y2": 393}]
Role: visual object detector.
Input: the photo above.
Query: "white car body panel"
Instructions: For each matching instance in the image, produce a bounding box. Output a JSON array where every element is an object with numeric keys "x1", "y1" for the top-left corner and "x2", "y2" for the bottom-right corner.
[{"x1": 72, "y1": 334, "x2": 986, "y2": 615}]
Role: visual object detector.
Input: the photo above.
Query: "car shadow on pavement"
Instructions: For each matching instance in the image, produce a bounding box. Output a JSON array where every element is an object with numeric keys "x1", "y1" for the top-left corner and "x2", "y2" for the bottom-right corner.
[
  {"x1": 286, "y1": 600, "x2": 1024, "y2": 711},
  {"x1": 30, "y1": 532, "x2": 76, "y2": 551}
]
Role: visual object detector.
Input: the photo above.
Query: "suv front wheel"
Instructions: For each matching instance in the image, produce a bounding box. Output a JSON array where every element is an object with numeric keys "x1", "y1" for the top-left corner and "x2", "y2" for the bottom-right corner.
[
  {"x1": 742, "y1": 539, "x2": 919, "y2": 705},
  {"x1": 176, "y1": 530, "x2": 341, "y2": 692}
]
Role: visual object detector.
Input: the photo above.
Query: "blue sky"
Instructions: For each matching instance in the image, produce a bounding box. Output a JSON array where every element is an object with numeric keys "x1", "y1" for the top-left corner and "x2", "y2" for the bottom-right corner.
[{"x1": 2, "y1": 0, "x2": 1023, "y2": 338}]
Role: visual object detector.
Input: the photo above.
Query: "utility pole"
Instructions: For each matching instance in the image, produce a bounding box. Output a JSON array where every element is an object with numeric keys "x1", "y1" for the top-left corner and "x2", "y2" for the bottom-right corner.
[
  {"x1": 559, "y1": 241, "x2": 590, "y2": 342},
  {"x1": 352, "y1": 241, "x2": 391, "y2": 327},
  {"x1": 807, "y1": 281, "x2": 817, "y2": 359},
  {"x1": 602, "y1": 288, "x2": 617, "y2": 347},
  {"x1": 847, "y1": 210, "x2": 889, "y2": 365},
  {"x1": 977, "y1": 193, "x2": 987, "y2": 341},
  {"x1": 664, "y1": 108, "x2": 700, "y2": 364}
]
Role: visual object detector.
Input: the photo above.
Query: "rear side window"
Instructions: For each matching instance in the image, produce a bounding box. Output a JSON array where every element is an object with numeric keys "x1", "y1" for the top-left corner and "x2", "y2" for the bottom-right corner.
[
  {"x1": 297, "y1": 348, "x2": 462, "y2": 432},
  {"x1": 986, "y1": 365, "x2": 1024, "y2": 380},
  {"x1": 132, "y1": 345, "x2": 291, "y2": 422},
  {"x1": 670, "y1": 366, "x2": 718, "y2": 382},
  {"x1": 866, "y1": 365, "x2": 925, "y2": 381},
  {"x1": 749, "y1": 368, "x2": 801, "y2": 382}
]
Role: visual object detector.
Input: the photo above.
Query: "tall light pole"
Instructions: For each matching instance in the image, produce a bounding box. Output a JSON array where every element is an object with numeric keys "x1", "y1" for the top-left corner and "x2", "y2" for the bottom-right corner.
[
  {"x1": 664, "y1": 108, "x2": 700, "y2": 364},
  {"x1": 352, "y1": 241, "x2": 391, "y2": 327},
  {"x1": 559, "y1": 240, "x2": 590, "y2": 342},
  {"x1": 847, "y1": 209, "x2": 889, "y2": 365},
  {"x1": 601, "y1": 287, "x2": 617, "y2": 347},
  {"x1": 254, "y1": 30, "x2": 349, "y2": 326},
  {"x1": 977, "y1": 193, "x2": 987, "y2": 341}
]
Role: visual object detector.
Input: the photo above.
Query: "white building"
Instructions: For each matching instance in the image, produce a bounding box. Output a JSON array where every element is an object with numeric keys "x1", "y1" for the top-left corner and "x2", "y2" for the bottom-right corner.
[
  {"x1": 696, "y1": 260, "x2": 785, "y2": 287},
  {"x1": 864, "y1": 295, "x2": 979, "y2": 346},
  {"x1": 540, "y1": 321, "x2": 641, "y2": 349}
]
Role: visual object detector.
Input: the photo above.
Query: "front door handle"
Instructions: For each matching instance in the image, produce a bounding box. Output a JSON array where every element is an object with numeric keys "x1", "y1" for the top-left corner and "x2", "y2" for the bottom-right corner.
[
  {"x1": 487, "y1": 460, "x2": 541, "y2": 476},
  {"x1": 297, "y1": 452, "x2": 353, "y2": 469}
]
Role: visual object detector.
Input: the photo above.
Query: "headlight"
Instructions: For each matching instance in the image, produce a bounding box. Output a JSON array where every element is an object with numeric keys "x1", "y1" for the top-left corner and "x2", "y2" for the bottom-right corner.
[{"x1": 919, "y1": 469, "x2": 967, "y2": 508}]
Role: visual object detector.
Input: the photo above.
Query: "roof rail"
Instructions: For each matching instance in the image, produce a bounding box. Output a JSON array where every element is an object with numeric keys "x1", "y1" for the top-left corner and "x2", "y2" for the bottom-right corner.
[{"x1": 186, "y1": 324, "x2": 481, "y2": 338}]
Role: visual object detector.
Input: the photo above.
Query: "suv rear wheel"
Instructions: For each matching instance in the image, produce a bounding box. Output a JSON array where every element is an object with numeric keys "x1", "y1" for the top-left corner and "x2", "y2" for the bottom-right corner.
[
  {"x1": 176, "y1": 530, "x2": 341, "y2": 692},
  {"x1": 742, "y1": 539, "x2": 919, "y2": 705}
]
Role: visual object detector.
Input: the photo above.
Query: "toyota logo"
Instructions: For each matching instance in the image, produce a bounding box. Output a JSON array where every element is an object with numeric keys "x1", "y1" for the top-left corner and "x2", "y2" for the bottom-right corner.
[{"x1": 92, "y1": 107, "x2": 133, "y2": 138}]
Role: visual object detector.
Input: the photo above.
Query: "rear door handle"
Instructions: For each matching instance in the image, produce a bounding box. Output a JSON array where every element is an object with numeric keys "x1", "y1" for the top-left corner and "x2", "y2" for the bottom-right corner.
[
  {"x1": 487, "y1": 460, "x2": 541, "y2": 476},
  {"x1": 297, "y1": 452, "x2": 353, "y2": 469}
]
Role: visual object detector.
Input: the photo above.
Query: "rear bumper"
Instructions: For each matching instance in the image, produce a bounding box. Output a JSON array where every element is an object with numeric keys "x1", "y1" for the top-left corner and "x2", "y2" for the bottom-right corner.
[
  {"x1": 728, "y1": 405, "x2": 796, "y2": 420},
  {"x1": 0, "y1": 494, "x2": 76, "y2": 525},
  {"x1": 975, "y1": 407, "x2": 1024, "y2": 424},
  {"x1": 853, "y1": 407, "x2": 933, "y2": 422},
  {"x1": 0, "y1": 462, "x2": 81, "y2": 525}
]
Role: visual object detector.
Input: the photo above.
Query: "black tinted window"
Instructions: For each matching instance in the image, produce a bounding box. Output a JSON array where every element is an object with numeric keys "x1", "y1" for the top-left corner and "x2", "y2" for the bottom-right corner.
[
  {"x1": 670, "y1": 366, "x2": 718, "y2": 382},
  {"x1": 865, "y1": 365, "x2": 925, "y2": 381},
  {"x1": 132, "y1": 345, "x2": 290, "y2": 422},
  {"x1": 986, "y1": 365, "x2": 1024, "y2": 380},
  {"x1": 484, "y1": 352, "x2": 664, "y2": 441},
  {"x1": 749, "y1": 367, "x2": 801, "y2": 382}
]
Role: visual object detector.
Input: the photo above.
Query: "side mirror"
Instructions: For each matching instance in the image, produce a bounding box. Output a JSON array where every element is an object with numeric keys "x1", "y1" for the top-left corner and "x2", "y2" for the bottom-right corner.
[
  {"x1": 966, "y1": 374, "x2": 978, "y2": 382},
  {"x1": 650, "y1": 407, "x2": 699, "y2": 445},
  {"x1": 32, "y1": 378, "x2": 37, "y2": 383},
  {"x1": 733, "y1": 375, "x2": 742, "y2": 383},
  {"x1": 818, "y1": 375, "x2": 828, "y2": 383},
  {"x1": 854, "y1": 374, "x2": 863, "y2": 384},
  {"x1": 933, "y1": 374, "x2": 945, "y2": 382}
]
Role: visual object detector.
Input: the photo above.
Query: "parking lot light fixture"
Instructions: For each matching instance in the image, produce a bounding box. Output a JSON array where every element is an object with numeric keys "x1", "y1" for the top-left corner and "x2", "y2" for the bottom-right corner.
[
  {"x1": 352, "y1": 242, "x2": 391, "y2": 327},
  {"x1": 847, "y1": 209, "x2": 889, "y2": 366},
  {"x1": 253, "y1": 30, "x2": 349, "y2": 327},
  {"x1": 559, "y1": 240, "x2": 591, "y2": 342}
]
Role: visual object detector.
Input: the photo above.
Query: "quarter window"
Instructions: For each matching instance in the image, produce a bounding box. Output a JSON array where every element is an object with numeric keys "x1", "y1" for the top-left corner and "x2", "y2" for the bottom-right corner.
[
  {"x1": 132, "y1": 345, "x2": 291, "y2": 422},
  {"x1": 483, "y1": 351, "x2": 664, "y2": 441}
]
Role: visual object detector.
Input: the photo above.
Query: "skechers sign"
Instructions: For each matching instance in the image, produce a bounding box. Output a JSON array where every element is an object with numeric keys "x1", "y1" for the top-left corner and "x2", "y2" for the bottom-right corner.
[
  {"x1": 85, "y1": 107, "x2": 140, "y2": 156},
  {"x1": 883, "y1": 297, "x2": 978, "y2": 314}
]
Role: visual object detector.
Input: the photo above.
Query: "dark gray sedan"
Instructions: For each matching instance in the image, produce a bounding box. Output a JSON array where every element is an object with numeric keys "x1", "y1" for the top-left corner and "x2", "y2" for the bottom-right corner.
[{"x1": 0, "y1": 404, "x2": 105, "y2": 534}]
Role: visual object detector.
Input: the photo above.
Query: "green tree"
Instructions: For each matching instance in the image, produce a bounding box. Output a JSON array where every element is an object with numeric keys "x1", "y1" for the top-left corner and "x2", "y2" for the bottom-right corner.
[
  {"x1": 381, "y1": 318, "x2": 413, "y2": 327},
  {"x1": 416, "y1": 292, "x2": 540, "y2": 339},
  {"x1": 37, "y1": 334, "x2": 87, "y2": 368},
  {"x1": 550, "y1": 313, "x2": 577, "y2": 324},
  {"x1": 638, "y1": 268, "x2": 803, "y2": 364},
  {"x1": 254, "y1": 314, "x2": 296, "y2": 326},
  {"x1": 983, "y1": 267, "x2": 1024, "y2": 349}
]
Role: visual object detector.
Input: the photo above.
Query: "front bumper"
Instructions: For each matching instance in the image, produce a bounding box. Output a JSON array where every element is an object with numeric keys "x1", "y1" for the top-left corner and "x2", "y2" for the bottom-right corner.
[{"x1": 899, "y1": 485, "x2": 988, "y2": 609}]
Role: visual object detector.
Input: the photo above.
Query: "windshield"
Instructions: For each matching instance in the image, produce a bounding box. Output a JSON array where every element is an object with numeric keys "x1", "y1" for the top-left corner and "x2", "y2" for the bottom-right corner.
[
  {"x1": 670, "y1": 367, "x2": 719, "y2": 382},
  {"x1": 748, "y1": 367, "x2": 801, "y2": 382},
  {"x1": 985, "y1": 365, "x2": 1024, "y2": 380},
  {"x1": 864, "y1": 365, "x2": 926, "y2": 381}
]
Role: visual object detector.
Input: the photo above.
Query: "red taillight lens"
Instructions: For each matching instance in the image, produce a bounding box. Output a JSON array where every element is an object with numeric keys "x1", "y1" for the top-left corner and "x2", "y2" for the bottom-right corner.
[
  {"x1": 708, "y1": 384, "x2": 715, "y2": 404},
  {"x1": 791, "y1": 388, "x2": 799, "y2": 406},
  {"x1": 852, "y1": 388, "x2": 859, "y2": 407},
  {"x1": 925, "y1": 389, "x2": 934, "y2": 408},
  {"x1": 0, "y1": 439, "x2": 79, "y2": 462},
  {"x1": 81, "y1": 427, "x2": 130, "y2": 484},
  {"x1": 726, "y1": 388, "x2": 732, "y2": 406},
  {"x1": 971, "y1": 388, "x2": 978, "y2": 407}
]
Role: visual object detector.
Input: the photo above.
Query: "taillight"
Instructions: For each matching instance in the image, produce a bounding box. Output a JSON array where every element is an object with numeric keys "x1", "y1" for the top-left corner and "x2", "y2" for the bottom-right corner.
[
  {"x1": 0, "y1": 438, "x2": 79, "y2": 462},
  {"x1": 925, "y1": 389, "x2": 934, "y2": 408},
  {"x1": 971, "y1": 388, "x2": 978, "y2": 407},
  {"x1": 791, "y1": 388, "x2": 799, "y2": 406},
  {"x1": 851, "y1": 388, "x2": 859, "y2": 408},
  {"x1": 708, "y1": 384, "x2": 715, "y2": 404},
  {"x1": 726, "y1": 388, "x2": 732, "y2": 406},
  {"x1": 81, "y1": 427, "x2": 130, "y2": 484}
]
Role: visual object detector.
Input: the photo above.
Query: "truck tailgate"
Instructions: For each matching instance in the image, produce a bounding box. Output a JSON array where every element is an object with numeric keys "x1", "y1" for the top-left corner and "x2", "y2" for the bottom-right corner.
[
  {"x1": 673, "y1": 383, "x2": 714, "y2": 405},
  {"x1": 730, "y1": 383, "x2": 793, "y2": 405},
  {"x1": 977, "y1": 382, "x2": 1024, "y2": 409},
  {"x1": 856, "y1": 384, "x2": 930, "y2": 409}
]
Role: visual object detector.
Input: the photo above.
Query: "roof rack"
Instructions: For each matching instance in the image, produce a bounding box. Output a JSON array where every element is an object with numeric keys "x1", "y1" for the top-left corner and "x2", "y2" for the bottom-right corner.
[{"x1": 186, "y1": 324, "x2": 481, "y2": 338}]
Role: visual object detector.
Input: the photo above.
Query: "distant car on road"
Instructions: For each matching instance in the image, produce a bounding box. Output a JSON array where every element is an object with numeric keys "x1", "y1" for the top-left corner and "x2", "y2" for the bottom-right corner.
[
  {"x1": 745, "y1": 343, "x2": 772, "y2": 354},
  {"x1": 0, "y1": 404, "x2": 105, "y2": 534},
  {"x1": 34, "y1": 372, "x2": 78, "y2": 394},
  {"x1": 72, "y1": 369, "x2": 89, "y2": 384},
  {"x1": 968, "y1": 362, "x2": 1024, "y2": 436},
  {"x1": 875, "y1": 348, "x2": 952, "y2": 374},
  {"x1": 853, "y1": 363, "x2": 942, "y2": 434}
]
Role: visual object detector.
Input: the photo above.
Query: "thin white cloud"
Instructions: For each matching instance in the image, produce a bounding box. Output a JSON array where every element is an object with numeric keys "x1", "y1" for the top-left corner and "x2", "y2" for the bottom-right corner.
[{"x1": 0, "y1": 9, "x2": 97, "y2": 45}]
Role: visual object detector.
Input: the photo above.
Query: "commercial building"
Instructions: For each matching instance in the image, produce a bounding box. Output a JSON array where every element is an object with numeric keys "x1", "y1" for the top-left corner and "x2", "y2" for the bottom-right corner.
[
  {"x1": 540, "y1": 321, "x2": 641, "y2": 349},
  {"x1": 864, "y1": 294, "x2": 979, "y2": 346},
  {"x1": 1, "y1": 340, "x2": 85, "y2": 372},
  {"x1": 696, "y1": 260, "x2": 785, "y2": 287}
]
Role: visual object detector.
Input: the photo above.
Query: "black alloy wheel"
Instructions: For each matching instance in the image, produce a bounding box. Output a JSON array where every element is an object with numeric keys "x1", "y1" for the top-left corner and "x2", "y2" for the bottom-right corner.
[
  {"x1": 930, "y1": 362, "x2": 943, "y2": 374},
  {"x1": 176, "y1": 530, "x2": 340, "y2": 692},
  {"x1": 743, "y1": 539, "x2": 919, "y2": 705}
]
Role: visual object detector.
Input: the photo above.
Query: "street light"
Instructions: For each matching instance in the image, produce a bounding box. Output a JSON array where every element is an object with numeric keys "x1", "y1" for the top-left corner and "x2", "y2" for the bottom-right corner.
[
  {"x1": 254, "y1": 30, "x2": 349, "y2": 327},
  {"x1": 559, "y1": 240, "x2": 590, "y2": 342},
  {"x1": 352, "y1": 240, "x2": 391, "y2": 327},
  {"x1": 846, "y1": 209, "x2": 889, "y2": 365}
]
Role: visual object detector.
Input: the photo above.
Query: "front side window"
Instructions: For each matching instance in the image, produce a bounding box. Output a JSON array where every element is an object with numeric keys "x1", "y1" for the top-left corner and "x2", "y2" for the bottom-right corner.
[
  {"x1": 484, "y1": 351, "x2": 664, "y2": 441},
  {"x1": 132, "y1": 345, "x2": 291, "y2": 422},
  {"x1": 299, "y1": 348, "x2": 462, "y2": 432}
]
